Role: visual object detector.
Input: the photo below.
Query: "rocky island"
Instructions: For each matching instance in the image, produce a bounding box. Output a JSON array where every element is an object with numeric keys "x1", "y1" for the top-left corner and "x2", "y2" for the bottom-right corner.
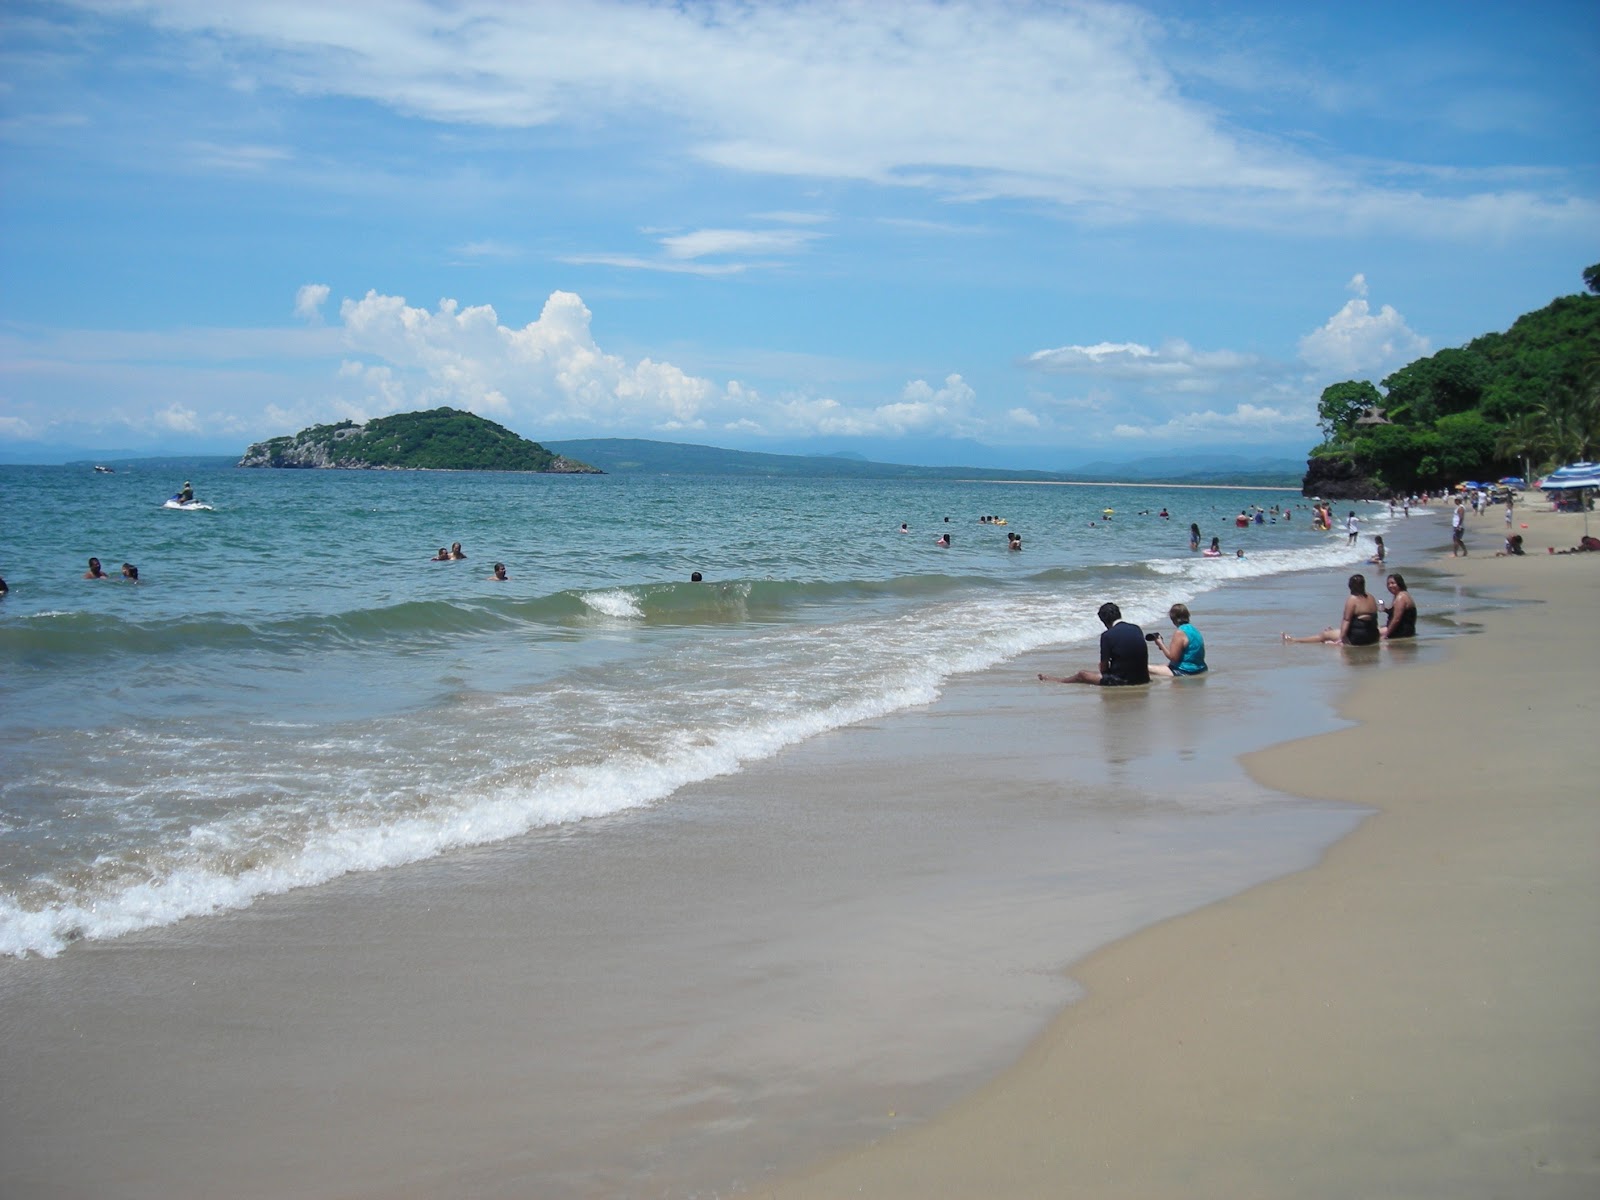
[{"x1": 238, "y1": 408, "x2": 601, "y2": 473}]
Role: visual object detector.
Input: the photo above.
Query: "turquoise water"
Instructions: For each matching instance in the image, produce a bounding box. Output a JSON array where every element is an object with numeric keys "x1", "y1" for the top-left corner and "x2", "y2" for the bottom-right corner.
[{"x1": 0, "y1": 461, "x2": 1366, "y2": 957}]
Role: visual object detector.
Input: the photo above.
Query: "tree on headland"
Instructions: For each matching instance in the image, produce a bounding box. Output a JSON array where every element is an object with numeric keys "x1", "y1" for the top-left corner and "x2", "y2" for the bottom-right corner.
[
  {"x1": 1303, "y1": 264, "x2": 1600, "y2": 496},
  {"x1": 1316, "y1": 380, "x2": 1385, "y2": 441}
]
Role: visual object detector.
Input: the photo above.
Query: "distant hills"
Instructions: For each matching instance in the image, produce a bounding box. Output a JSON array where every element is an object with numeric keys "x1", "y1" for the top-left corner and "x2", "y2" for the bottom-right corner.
[
  {"x1": 14, "y1": 419, "x2": 1304, "y2": 486},
  {"x1": 548, "y1": 438, "x2": 1303, "y2": 486},
  {"x1": 238, "y1": 408, "x2": 600, "y2": 473}
]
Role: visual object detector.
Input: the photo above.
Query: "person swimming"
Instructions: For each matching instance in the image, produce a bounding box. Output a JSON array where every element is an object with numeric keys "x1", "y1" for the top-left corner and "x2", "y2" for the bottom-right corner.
[
  {"x1": 489, "y1": 562, "x2": 508, "y2": 581},
  {"x1": 121, "y1": 562, "x2": 139, "y2": 583},
  {"x1": 431, "y1": 548, "x2": 451, "y2": 561},
  {"x1": 84, "y1": 557, "x2": 108, "y2": 579},
  {"x1": 450, "y1": 542, "x2": 467, "y2": 560}
]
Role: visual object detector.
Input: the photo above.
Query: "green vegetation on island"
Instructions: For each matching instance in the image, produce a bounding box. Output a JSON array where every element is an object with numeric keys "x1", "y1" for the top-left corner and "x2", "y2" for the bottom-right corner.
[
  {"x1": 1305, "y1": 265, "x2": 1600, "y2": 497},
  {"x1": 238, "y1": 408, "x2": 600, "y2": 473}
]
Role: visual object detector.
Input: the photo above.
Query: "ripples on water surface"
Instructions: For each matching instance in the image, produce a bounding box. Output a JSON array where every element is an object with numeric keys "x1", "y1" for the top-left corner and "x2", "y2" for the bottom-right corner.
[{"x1": 0, "y1": 462, "x2": 1376, "y2": 956}]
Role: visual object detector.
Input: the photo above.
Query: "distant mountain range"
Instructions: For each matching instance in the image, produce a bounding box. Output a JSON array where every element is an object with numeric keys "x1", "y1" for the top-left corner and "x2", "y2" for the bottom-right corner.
[
  {"x1": 21, "y1": 434, "x2": 1303, "y2": 487},
  {"x1": 547, "y1": 438, "x2": 1303, "y2": 486}
]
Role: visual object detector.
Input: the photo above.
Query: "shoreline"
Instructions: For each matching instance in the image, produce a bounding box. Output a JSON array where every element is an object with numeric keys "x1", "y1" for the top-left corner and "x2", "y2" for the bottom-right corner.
[
  {"x1": 748, "y1": 502, "x2": 1600, "y2": 1198},
  {"x1": 2, "y1": 501, "x2": 1593, "y2": 1197}
]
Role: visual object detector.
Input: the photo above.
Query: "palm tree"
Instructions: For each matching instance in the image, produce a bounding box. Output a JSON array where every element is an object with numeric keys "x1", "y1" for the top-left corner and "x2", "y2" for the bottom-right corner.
[{"x1": 1496, "y1": 412, "x2": 1548, "y2": 483}]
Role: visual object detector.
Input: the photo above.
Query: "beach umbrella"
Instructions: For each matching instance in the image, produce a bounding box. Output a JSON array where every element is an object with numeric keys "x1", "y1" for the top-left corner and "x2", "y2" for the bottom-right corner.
[{"x1": 1540, "y1": 463, "x2": 1600, "y2": 535}]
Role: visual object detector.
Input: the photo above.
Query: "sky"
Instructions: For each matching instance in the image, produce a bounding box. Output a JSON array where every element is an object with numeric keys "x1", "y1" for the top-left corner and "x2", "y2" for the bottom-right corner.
[{"x1": 1, "y1": 0, "x2": 1596, "y2": 468}]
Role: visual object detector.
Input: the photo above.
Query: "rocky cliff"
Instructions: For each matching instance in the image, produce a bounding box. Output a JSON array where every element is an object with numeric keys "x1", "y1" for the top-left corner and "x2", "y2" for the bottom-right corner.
[{"x1": 1301, "y1": 454, "x2": 1381, "y2": 500}]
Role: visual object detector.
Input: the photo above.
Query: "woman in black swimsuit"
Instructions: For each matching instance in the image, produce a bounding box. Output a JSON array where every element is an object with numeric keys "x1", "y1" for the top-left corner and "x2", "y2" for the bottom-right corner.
[
  {"x1": 1283, "y1": 573, "x2": 1381, "y2": 645},
  {"x1": 1382, "y1": 573, "x2": 1417, "y2": 639}
]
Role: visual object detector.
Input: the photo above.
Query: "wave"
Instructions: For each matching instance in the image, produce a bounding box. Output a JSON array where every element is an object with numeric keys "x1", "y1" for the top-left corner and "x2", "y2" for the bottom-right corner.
[{"x1": 0, "y1": 573, "x2": 1026, "y2": 661}]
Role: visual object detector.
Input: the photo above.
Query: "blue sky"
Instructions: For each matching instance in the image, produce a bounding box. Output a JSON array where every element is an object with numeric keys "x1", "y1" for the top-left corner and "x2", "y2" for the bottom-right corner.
[{"x1": 1, "y1": 0, "x2": 1595, "y2": 467}]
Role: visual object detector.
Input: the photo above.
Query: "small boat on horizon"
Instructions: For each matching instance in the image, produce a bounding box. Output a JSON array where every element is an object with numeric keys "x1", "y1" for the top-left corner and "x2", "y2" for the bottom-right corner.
[{"x1": 93, "y1": 465, "x2": 114, "y2": 474}]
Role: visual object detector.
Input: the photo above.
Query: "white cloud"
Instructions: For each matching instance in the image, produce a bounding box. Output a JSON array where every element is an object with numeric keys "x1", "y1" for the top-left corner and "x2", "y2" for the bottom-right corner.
[
  {"x1": 1297, "y1": 288, "x2": 1430, "y2": 376},
  {"x1": 660, "y1": 227, "x2": 820, "y2": 260},
  {"x1": 112, "y1": 0, "x2": 1594, "y2": 236},
  {"x1": 1109, "y1": 403, "x2": 1302, "y2": 440},
  {"x1": 294, "y1": 283, "x2": 330, "y2": 322},
  {"x1": 1025, "y1": 339, "x2": 1258, "y2": 384},
  {"x1": 153, "y1": 403, "x2": 201, "y2": 433},
  {"x1": 323, "y1": 286, "x2": 1001, "y2": 442},
  {"x1": 0, "y1": 415, "x2": 36, "y2": 438}
]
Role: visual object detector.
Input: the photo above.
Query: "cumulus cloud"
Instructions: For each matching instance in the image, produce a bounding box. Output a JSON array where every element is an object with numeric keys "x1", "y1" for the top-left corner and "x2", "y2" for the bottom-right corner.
[
  {"x1": 153, "y1": 403, "x2": 202, "y2": 433},
  {"x1": 294, "y1": 283, "x2": 330, "y2": 323},
  {"x1": 323, "y1": 286, "x2": 986, "y2": 441},
  {"x1": 1297, "y1": 284, "x2": 1430, "y2": 376}
]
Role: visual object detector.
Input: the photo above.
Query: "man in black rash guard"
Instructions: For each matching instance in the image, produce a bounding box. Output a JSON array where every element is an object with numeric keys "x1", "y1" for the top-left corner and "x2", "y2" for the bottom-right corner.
[{"x1": 1038, "y1": 601, "x2": 1151, "y2": 687}]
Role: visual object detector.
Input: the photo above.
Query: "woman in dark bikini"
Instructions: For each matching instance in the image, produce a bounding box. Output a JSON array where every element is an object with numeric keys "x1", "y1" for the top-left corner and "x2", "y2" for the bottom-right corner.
[
  {"x1": 1381, "y1": 573, "x2": 1417, "y2": 639},
  {"x1": 1283, "y1": 573, "x2": 1380, "y2": 645}
]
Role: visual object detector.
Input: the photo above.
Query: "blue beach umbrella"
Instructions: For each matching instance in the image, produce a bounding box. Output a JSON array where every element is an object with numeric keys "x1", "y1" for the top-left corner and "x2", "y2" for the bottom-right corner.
[{"x1": 1540, "y1": 463, "x2": 1600, "y2": 534}]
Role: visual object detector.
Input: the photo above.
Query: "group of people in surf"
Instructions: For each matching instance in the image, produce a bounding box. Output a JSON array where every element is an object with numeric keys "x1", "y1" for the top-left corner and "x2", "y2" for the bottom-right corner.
[
  {"x1": 429, "y1": 541, "x2": 508, "y2": 580},
  {"x1": 82, "y1": 557, "x2": 139, "y2": 582}
]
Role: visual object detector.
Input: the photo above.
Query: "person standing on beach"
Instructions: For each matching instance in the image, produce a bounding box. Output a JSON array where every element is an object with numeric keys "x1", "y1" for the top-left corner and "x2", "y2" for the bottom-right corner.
[
  {"x1": 1039, "y1": 601, "x2": 1149, "y2": 686},
  {"x1": 1451, "y1": 501, "x2": 1467, "y2": 556}
]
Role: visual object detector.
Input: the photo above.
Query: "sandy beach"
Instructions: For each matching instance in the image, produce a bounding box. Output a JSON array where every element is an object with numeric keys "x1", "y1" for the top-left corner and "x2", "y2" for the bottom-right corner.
[
  {"x1": 750, "y1": 502, "x2": 1600, "y2": 1199},
  {"x1": 2, "y1": 500, "x2": 1595, "y2": 1199}
]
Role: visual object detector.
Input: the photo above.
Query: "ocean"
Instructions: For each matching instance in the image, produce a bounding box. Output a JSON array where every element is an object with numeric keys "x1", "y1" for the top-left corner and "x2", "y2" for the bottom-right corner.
[{"x1": 0, "y1": 462, "x2": 1382, "y2": 960}]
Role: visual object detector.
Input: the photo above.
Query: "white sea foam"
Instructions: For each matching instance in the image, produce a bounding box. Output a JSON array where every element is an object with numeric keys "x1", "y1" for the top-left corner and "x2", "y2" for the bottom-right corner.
[{"x1": 580, "y1": 588, "x2": 644, "y2": 619}]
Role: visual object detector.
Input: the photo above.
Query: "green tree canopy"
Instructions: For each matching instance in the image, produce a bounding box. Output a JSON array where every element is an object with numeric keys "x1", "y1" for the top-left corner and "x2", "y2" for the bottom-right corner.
[{"x1": 1316, "y1": 380, "x2": 1384, "y2": 441}]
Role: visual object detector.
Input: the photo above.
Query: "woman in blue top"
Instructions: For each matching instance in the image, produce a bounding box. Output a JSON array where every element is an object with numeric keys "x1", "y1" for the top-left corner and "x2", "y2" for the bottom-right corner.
[{"x1": 1148, "y1": 602, "x2": 1207, "y2": 677}]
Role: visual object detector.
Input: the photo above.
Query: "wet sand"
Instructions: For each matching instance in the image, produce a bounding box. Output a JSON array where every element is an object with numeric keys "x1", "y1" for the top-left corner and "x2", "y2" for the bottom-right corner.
[
  {"x1": 6, "y1": 502, "x2": 1594, "y2": 1198},
  {"x1": 749, "y1": 502, "x2": 1600, "y2": 1199}
]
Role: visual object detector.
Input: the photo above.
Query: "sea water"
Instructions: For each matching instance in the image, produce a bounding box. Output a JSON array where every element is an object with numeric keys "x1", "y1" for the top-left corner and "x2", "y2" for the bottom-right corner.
[{"x1": 0, "y1": 462, "x2": 1378, "y2": 958}]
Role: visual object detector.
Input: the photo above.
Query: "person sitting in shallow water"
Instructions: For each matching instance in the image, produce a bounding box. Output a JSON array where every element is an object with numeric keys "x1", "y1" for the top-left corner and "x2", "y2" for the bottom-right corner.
[
  {"x1": 1283, "y1": 573, "x2": 1380, "y2": 646},
  {"x1": 1148, "y1": 603, "x2": 1207, "y2": 678},
  {"x1": 1039, "y1": 601, "x2": 1150, "y2": 687},
  {"x1": 1381, "y1": 573, "x2": 1417, "y2": 640}
]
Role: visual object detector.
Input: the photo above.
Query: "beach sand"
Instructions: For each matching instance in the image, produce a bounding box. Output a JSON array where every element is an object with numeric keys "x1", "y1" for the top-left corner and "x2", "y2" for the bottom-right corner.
[
  {"x1": 2, "y1": 502, "x2": 1595, "y2": 1199},
  {"x1": 749, "y1": 503, "x2": 1600, "y2": 1199}
]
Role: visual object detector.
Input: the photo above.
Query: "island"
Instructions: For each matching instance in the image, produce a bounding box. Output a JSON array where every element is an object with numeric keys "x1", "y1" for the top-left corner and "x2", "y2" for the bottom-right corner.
[{"x1": 237, "y1": 408, "x2": 601, "y2": 473}]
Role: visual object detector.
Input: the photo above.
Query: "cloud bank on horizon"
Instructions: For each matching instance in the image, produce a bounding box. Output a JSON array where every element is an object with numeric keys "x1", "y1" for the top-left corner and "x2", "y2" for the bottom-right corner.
[{"x1": 0, "y1": 0, "x2": 1594, "y2": 466}]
